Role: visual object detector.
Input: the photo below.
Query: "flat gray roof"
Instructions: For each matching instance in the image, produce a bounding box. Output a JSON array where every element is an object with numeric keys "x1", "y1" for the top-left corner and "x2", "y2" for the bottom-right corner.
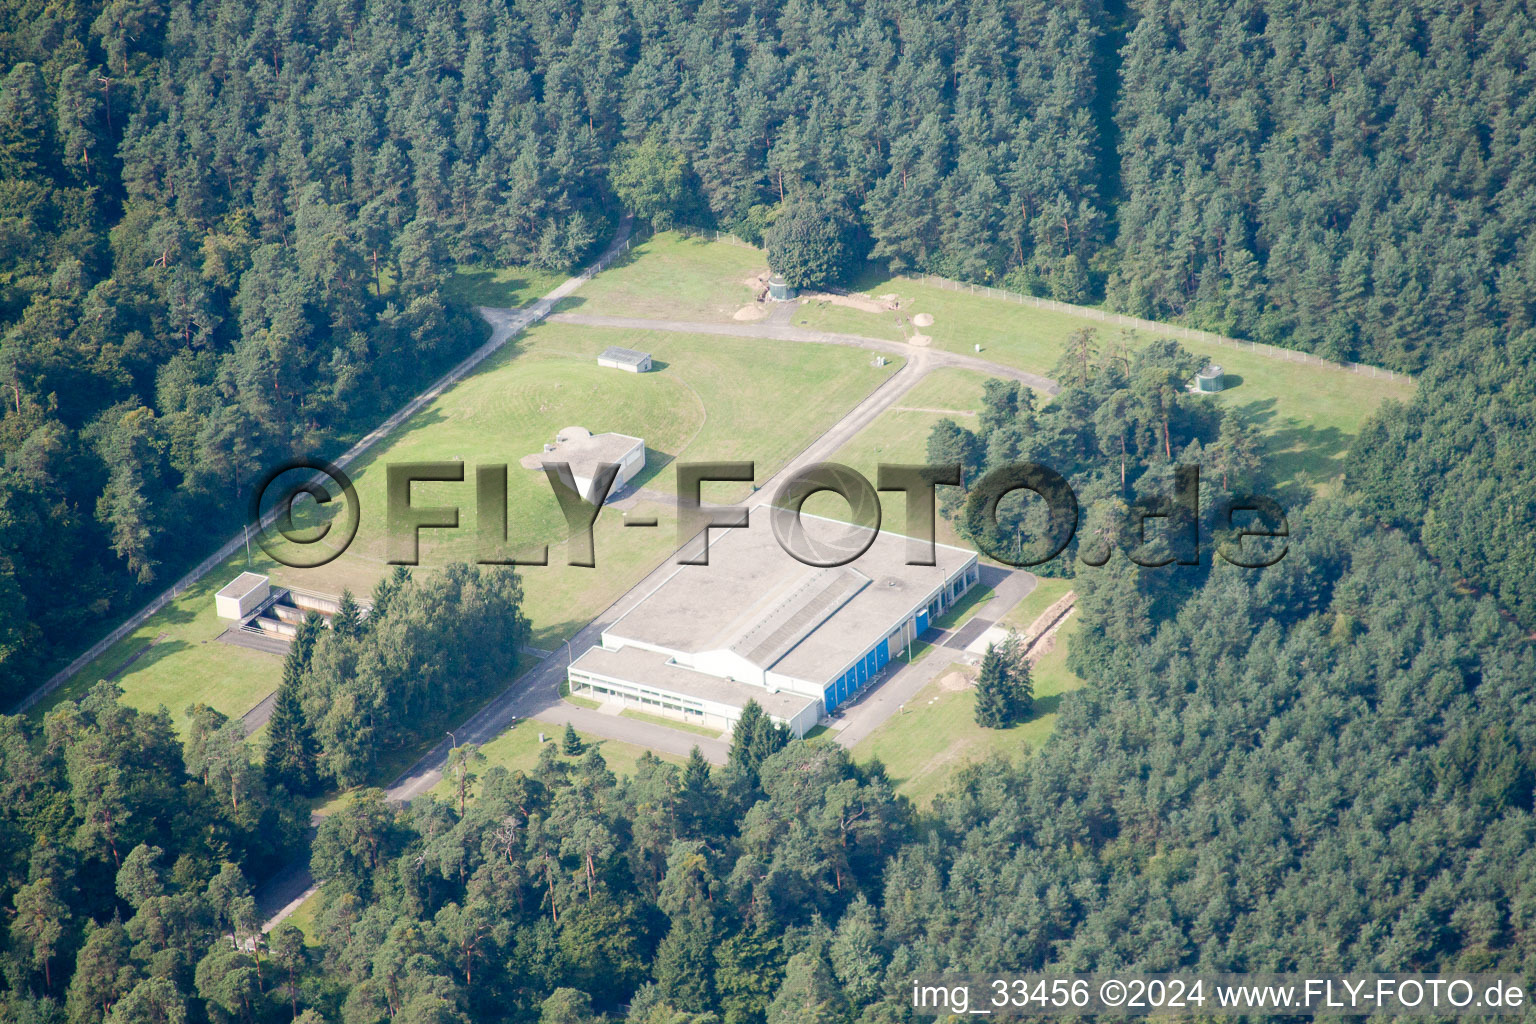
[
  {"x1": 519, "y1": 426, "x2": 643, "y2": 473},
  {"x1": 599, "y1": 345, "x2": 651, "y2": 365},
  {"x1": 605, "y1": 508, "x2": 976, "y2": 685},
  {"x1": 571, "y1": 644, "x2": 819, "y2": 721},
  {"x1": 216, "y1": 572, "x2": 269, "y2": 599}
]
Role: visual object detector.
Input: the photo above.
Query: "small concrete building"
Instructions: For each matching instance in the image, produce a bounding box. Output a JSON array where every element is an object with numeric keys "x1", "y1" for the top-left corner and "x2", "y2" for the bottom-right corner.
[
  {"x1": 521, "y1": 426, "x2": 645, "y2": 500},
  {"x1": 567, "y1": 508, "x2": 980, "y2": 737},
  {"x1": 767, "y1": 275, "x2": 797, "y2": 301},
  {"x1": 215, "y1": 572, "x2": 270, "y2": 619},
  {"x1": 597, "y1": 346, "x2": 652, "y2": 373},
  {"x1": 1194, "y1": 363, "x2": 1226, "y2": 392}
]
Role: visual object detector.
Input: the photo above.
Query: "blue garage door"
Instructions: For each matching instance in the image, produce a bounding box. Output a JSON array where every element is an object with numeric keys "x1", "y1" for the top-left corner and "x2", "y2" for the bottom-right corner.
[
  {"x1": 916, "y1": 610, "x2": 930, "y2": 634},
  {"x1": 875, "y1": 641, "x2": 890, "y2": 669}
]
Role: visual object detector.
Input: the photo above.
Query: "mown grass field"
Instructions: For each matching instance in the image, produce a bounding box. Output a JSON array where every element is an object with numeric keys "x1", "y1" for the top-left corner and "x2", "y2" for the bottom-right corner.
[
  {"x1": 38, "y1": 291, "x2": 898, "y2": 734},
  {"x1": 850, "y1": 617, "x2": 1085, "y2": 807},
  {"x1": 444, "y1": 264, "x2": 568, "y2": 309},
  {"x1": 429, "y1": 718, "x2": 682, "y2": 803},
  {"x1": 40, "y1": 230, "x2": 1403, "y2": 799},
  {"x1": 598, "y1": 237, "x2": 1413, "y2": 492},
  {"x1": 31, "y1": 561, "x2": 285, "y2": 734},
  {"x1": 557, "y1": 232, "x2": 766, "y2": 319},
  {"x1": 801, "y1": 367, "x2": 988, "y2": 542},
  {"x1": 799, "y1": 274, "x2": 1412, "y2": 490},
  {"x1": 1000, "y1": 575, "x2": 1075, "y2": 632},
  {"x1": 620, "y1": 708, "x2": 724, "y2": 739}
]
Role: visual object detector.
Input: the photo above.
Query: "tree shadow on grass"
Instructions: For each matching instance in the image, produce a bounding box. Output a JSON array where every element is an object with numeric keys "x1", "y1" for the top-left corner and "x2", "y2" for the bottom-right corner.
[
  {"x1": 1014, "y1": 692, "x2": 1063, "y2": 726},
  {"x1": 448, "y1": 268, "x2": 557, "y2": 309},
  {"x1": 1225, "y1": 395, "x2": 1352, "y2": 494},
  {"x1": 530, "y1": 619, "x2": 585, "y2": 653},
  {"x1": 1266, "y1": 422, "x2": 1351, "y2": 499}
]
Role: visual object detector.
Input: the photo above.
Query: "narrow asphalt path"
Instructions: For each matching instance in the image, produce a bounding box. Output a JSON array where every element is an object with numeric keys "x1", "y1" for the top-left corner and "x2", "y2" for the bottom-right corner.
[
  {"x1": 258, "y1": 259, "x2": 1064, "y2": 932},
  {"x1": 259, "y1": 344, "x2": 933, "y2": 931},
  {"x1": 547, "y1": 311, "x2": 1059, "y2": 395},
  {"x1": 252, "y1": 221, "x2": 635, "y2": 929},
  {"x1": 14, "y1": 223, "x2": 636, "y2": 718}
]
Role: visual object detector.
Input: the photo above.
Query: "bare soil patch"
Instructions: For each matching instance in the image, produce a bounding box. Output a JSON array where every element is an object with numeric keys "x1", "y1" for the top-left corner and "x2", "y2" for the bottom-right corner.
[
  {"x1": 803, "y1": 290, "x2": 896, "y2": 314},
  {"x1": 938, "y1": 668, "x2": 973, "y2": 692}
]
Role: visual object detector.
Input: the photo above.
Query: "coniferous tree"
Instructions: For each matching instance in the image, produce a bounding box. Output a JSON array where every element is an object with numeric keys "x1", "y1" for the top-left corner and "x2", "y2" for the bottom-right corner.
[
  {"x1": 973, "y1": 643, "x2": 1028, "y2": 728},
  {"x1": 727, "y1": 700, "x2": 787, "y2": 783},
  {"x1": 562, "y1": 722, "x2": 584, "y2": 756},
  {"x1": 264, "y1": 619, "x2": 322, "y2": 795},
  {"x1": 331, "y1": 588, "x2": 361, "y2": 637}
]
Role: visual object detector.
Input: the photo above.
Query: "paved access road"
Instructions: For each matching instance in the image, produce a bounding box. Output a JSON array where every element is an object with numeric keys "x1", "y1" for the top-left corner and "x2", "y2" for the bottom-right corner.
[
  {"x1": 824, "y1": 564, "x2": 1037, "y2": 749},
  {"x1": 548, "y1": 311, "x2": 1059, "y2": 395},
  {"x1": 257, "y1": 255, "x2": 1061, "y2": 931},
  {"x1": 368, "y1": 308, "x2": 1057, "y2": 807}
]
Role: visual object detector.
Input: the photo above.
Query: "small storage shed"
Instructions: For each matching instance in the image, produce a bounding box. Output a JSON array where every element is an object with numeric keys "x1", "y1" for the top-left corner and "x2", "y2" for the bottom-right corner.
[
  {"x1": 767, "y1": 275, "x2": 797, "y2": 301},
  {"x1": 215, "y1": 572, "x2": 270, "y2": 619},
  {"x1": 597, "y1": 346, "x2": 652, "y2": 373}
]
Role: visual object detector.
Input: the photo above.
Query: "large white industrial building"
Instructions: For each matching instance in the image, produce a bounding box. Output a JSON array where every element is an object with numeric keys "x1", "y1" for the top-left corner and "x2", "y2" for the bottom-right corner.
[{"x1": 567, "y1": 509, "x2": 980, "y2": 736}]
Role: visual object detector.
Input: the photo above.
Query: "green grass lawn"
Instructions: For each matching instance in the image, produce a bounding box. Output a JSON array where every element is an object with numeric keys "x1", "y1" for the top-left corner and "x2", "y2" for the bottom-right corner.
[
  {"x1": 934, "y1": 584, "x2": 995, "y2": 632},
  {"x1": 1000, "y1": 576, "x2": 1075, "y2": 633},
  {"x1": 444, "y1": 263, "x2": 568, "y2": 309},
  {"x1": 431, "y1": 718, "x2": 683, "y2": 802},
  {"x1": 794, "y1": 273, "x2": 1414, "y2": 491},
  {"x1": 29, "y1": 559, "x2": 283, "y2": 735},
  {"x1": 798, "y1": 367, "x2": 986, "y2": 542},
  {"x1": 576, "y1": 234, "x2": 1413, "y2": 492},
  {"x1": 558, "y1": 232, "x2": 766, "y2": 320},
  {"x1": 620, "y1": 708, "x2": 723, "y2": 738},
  {"x1": 43, "y1": 304, "x2": 896, "y2": 738},
  {"x1": 281, "y1": 890, "x2": 323, "y2": 944},
  {"x1": 852, "y1": 617, "x2": 1085, "y2": 807}
]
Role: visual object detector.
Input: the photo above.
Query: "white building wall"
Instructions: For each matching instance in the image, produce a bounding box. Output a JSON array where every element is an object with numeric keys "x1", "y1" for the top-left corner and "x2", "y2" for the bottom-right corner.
[
  {"x1": 572, "y1": 441, "x2": 645, "y2": 501},
  {"x1": 214, "y1": 577, "x2": 270, "y2": 619},
  {"x1": 567, "y1": 666, "x2": 817, "y2": 737},
  {"x1": 597, "y1": 355, "x2": 651, "y2": 373},
  {"x1": 692, "y1": 649, "x2": 765, "y2": 685}
]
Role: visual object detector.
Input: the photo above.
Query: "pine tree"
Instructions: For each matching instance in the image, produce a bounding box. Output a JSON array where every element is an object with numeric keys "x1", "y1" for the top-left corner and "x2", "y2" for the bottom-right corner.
[
  {"x1": 1054, "y1": 327, "x2": 1099, "y2": 389},
  {"x1": 562, "y1": 722, "x2": 583, "y2": 756},
  {"x1": 447, "y1": 742, "x2": 486, "y2": 817},
  {"x1": 974, "y1": 642, "x2": 1028, "y2": 728},
  {"x1": 1001, "y1": 630, "x2": 1034, "y2": 719},
  {"x1": 264, "y1": 640, "x2": 321, "y2": 794},
  {"x1": 332, "y1": 587, "x2": 361, "y2": 637},
  {"x1": 263, "y1": 681, "x2": 320, "y2": 795},
  {"x1": 677, "y1": 746, "x2": 718, "y2": 838},
  {"x1": 728, "y1": 700, "x2": 787, "y2": 782}
]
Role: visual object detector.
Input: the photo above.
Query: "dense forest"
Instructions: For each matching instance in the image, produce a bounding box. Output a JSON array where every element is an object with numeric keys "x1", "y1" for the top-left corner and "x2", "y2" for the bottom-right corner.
[
  {"x1": 7, "y1": 0, "x2": 1535, "y2": 699},
  {"x1": 3, "y1": 0, "x2": 1536, "y2": 1021},
  {"x1": 927, "y1": 331, "x2": 1271, "y2": 575},
  {"x1": 7, "y1": 494, "x2": 1532, "y2": 1024}
]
